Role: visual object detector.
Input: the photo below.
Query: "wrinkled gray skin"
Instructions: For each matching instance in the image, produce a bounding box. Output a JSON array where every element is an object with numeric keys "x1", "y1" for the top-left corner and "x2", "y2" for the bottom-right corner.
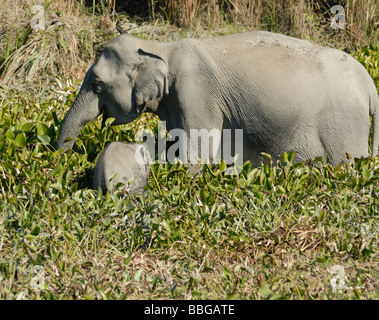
[
  {"x1": 93, "y1": 142, "x2": 150, "y2": 194},
  {"x1": 57, "y1": 31, "x2": 379, "y2": 165}
]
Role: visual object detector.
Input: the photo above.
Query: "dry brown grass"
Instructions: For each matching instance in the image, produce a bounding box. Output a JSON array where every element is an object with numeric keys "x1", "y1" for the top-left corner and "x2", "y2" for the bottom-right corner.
[
  {"x1": 0, "y1": 0, "x2": 115, "y2": 85},
  {"x1": 0, "y1": 0, "x2": 377, "y2": 87},
  {"x1": 153, "y1": 0, "x2": 378, "y2": 48}
]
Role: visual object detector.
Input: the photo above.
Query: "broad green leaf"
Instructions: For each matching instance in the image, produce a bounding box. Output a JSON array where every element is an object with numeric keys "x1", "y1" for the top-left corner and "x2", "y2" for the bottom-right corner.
[
  {"x1": 276, "y1": 185, "x2": 286, "y2": 194},
  {"x1": 14, "y1": 133, "x2": 27, "y2": 148},
  {"x1": 161, "y1": 220, "x2": 171, "y2": 233},
  {"x1": 37, "y1": 123, "x2": 48, "y2": 135},
  {"x1": 288, "y1": 150, "x2": 296, "y2": 163},
  {"x1": 21, "y1": 122, "x2": 34, "y2": 132},
  {"x1": 31, "y1": 226, "x2": 41, "y2": 236},
  {"x1": 105, "y1": 117, "x2": 116, "y2": 126},
  {"x1": 37, "y1": 135, "x2": 51, "y2": 144},
  {"x1": 259, "y1": 282, "x2": 274, "y2": 298},
  {"x1": 261, "y1": 152, "x2": 271, "y2": 161},
  {"x1": 50, "y1": 165, "x2": 63, "y2": 176},
  {"x1": 282, "y1": 152, "x2": 288, "y2": 163},
  {"x1": 6, "y1": 130, "x2": 15, "y2": 141},
  {"x1": 220, "y1": 160, "x2": 227, "y2": 172}
]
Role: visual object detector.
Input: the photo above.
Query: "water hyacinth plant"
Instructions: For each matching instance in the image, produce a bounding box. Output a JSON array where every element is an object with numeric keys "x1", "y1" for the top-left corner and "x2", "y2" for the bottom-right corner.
[{"x1": 0, "y1": 0, "x2": 378, "y2": 300}]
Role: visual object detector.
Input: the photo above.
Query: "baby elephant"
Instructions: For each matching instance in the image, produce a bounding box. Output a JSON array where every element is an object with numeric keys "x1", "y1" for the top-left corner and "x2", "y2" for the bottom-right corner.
[{"x1": 94, "y1": 142, "x2": 151, "y2": 194}]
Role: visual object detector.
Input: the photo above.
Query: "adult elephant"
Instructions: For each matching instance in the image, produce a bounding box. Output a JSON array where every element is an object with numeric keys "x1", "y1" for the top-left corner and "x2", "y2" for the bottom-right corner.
[{"x1": 56, "y1": 30, "x2": 379, "y2": 166}]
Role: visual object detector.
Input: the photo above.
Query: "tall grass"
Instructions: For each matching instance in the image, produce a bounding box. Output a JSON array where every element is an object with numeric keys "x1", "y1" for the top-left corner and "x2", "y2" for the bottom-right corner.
[
  {"x1": 0, "y1": 0, "x2": 377, "y2": 85},
  {"x1": 0, "y1": 0, "x2": 116, "y2": 85},
  {"x1": 152, "y1": 0, "x2": 378, "y2": 48}
]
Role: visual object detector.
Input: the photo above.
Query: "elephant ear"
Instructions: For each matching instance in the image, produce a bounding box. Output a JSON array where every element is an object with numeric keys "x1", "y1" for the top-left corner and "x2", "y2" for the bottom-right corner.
[{"x1": 133, "y1": 49, "x2": 169, "y2": 113}]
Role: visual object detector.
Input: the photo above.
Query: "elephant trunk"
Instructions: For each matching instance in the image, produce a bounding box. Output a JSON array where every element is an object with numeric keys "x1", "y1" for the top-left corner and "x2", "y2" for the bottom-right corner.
[{"x1": 56, "y1": 87, "x2": 102, "y2": 152}]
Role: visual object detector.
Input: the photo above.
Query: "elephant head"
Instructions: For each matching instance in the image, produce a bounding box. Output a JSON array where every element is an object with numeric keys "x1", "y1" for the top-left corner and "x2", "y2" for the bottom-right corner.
[
  {"x1": 93, "y1": 142, "x2": 151, "y2": 194},
  {"x1": 56, "y1": 34, "x2": 169, "y2": 152}
]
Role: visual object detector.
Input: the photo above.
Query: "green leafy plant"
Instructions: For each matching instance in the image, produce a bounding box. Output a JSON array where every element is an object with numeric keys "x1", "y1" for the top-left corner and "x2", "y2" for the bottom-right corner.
[
  {"x1": 0, "y1": 0, "x2": 378, "y2": 301},
  {"x1": 352, "y1": 43, "x2": 379, "y2": 91}
]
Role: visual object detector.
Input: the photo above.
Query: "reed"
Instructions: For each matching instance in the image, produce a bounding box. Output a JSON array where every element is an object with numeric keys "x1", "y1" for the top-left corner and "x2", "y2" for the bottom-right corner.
[
  {"x1": 152, "y1": 0, "x2": 378, "y2": 48},
  {"x1": 0, "y1": 0, "x2": 377, "y2": 86},
  {"x1": 0, "y1": 0, "x2": 115, "y2": 84}
]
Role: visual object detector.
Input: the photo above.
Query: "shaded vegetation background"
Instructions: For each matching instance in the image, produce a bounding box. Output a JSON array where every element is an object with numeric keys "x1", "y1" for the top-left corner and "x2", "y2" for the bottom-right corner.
[
  {"x1": 1, "y1": 0, "x2": 378, "y2": 85},
  {"x1": 0, "y1": 0, "x2": 378, "y2": 300}
]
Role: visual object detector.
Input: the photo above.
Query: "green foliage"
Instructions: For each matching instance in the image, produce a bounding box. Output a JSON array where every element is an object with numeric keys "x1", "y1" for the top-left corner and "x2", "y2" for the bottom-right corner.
[
  {"x1": 0, "y1": 80, "x2": 378, "y2": 300},
  {"x1": 0, "y1": 0, "x2": 378, "y2": 300},
  {"x1": 352, "y1": 44, "x2": 379, "y2": 91}
]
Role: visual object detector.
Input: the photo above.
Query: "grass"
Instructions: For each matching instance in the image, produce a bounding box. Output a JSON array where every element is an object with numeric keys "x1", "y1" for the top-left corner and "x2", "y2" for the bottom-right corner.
[
  {"x1": 0, "y1": 81, "x2": 378, "y2": 300},
  {"x1": 1, "y1": 0, "x2": 377, "y2": 85},
  {"x1": 0, "y1": 0, "x2": 378, "y2": 300},
  {"x1": 152, "y1": 0, "x2": 378, "y2": 49},
  {"x1": 0, "y1": 0, "x2": 116, "y2": 84}
]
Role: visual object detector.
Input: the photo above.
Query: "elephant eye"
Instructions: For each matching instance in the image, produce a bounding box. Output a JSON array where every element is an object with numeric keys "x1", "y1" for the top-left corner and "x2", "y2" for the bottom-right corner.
[{"x1": 93, "y1": 81, "x2": 103, "y2": 94}]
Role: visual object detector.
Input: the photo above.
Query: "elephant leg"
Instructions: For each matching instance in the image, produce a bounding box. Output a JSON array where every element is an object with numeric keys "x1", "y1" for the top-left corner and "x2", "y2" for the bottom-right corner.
[
  {"x1": 172, "y1": 78, "x2": 225, "y2": 165},
  {"x1": 270, "y1": 121, "x2": 328, "y2": 165},
  {"x1": 317, "y1": 109, "x2": 370, "y2": 165}
]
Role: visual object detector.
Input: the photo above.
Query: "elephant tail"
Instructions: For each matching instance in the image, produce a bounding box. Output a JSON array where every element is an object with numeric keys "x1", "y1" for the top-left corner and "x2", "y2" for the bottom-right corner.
[{"x1": 370, "y1": 91, "x2": 379, "y2": 158}]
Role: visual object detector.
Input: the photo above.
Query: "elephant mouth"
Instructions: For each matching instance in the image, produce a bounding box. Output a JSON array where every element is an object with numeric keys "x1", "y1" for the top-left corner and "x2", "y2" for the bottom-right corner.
[
  {"x1": 101, "y1": 105, "x2": 141, "y2": 129},
  {"x1": 135, "y1": 102, "x2": 146, "y2": 114}
]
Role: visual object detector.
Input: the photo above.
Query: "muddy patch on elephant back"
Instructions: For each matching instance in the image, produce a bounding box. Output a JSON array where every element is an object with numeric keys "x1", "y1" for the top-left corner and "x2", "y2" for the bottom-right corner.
[{"x1": 246, "y1": 36, "x2": 314, "y2": 57}]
